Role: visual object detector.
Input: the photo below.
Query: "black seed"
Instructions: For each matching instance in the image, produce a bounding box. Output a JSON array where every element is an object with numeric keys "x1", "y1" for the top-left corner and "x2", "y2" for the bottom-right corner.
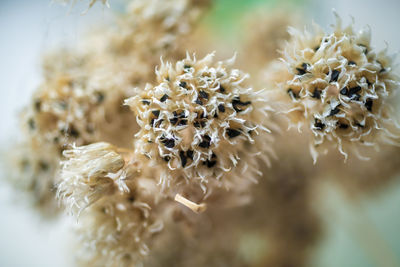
[
  {"x1": 179, "y1": 151, "x2": 187, "y2": 167},
  {"x1": 69, "y1": 126, "x2": 80, "y2": 138},
  {"x1": 179, "y1": 81, "x2": 187, "y2": 88},
  {"x1": 366, "y1": 79, "x2": 372, "y2": 87},
  {"x1": 219, "y1": 85, "x2": 226, "y2": 93},
  {"x1": 348, "y1": 61, "x2": 356, "y2": 66},
  {"x1": 213, "y1": 112, "x2": 218, "y2": 118},
  {"x1": 380, "y1": 68, "x2": 386, "y2": 73},
  {"x1": 38, "y1": 160, "x2": 49, "y2": 171},
  {"x1": 142, "y1": 99, "x2": 151, "y2": 105},
  {"x1": 287, "y1": 88, "x2": 299, "y2": 100},
  {"x1": 187, "y1": 150, "x2": 194, "y2": 160},
  {"x1": 28, "y1": 118, "x2": 35, "y2": 130},
  {"x1": 170, "y1": 117, "x2": 178, "y2": 125},
  {"x1": 340, "y1": 87, "x2": 348, "y2": 95},
  {"x1": 178, "y1": 119, "x2": 187, "y2": 126},
  {"x1": 199, "y1": 90, "x2": 209, "y2": 99},
  {"x1": 338, "y1": 123, "x2": 349, "y2": 129},
  {"x1": 232, "y1": 96, "x2": 251, "y2": 112},
  {"x1": 152, "y1": 110, "x2": 160, "y2": 118},
  {"x1": 226, "y1": 128, "x2": 241, "y2": 138},
  {"x1": 206, "y1": 160, "x2": 217, "y2": 168},
  {"x1": 184, "y1": 65, "x2": 191, "y2": 70},
  {"x1": 329, "y1": 106, "x2": 340, "y2": 117},
  {"x1": 314, "y1": 119, "x2": 325, "y2": 130},
  {"x1": 199, "y1": 135, "x2": 211, "y2": 148},
  {"x1": 95, "y1": 92, "x2": 105, "y2": 103},
  {"x1": 218, "y1": 104, "x2": 225, "y2": 112},
  {"x1": 161, "y1": 137, "x2": 175, "y2": 148},
  {"x1": 34, "y1": 99, "x2": 41, "y2": 112},
  {"x1": 200, "y1": 121, "x2": 206, "y2": 128},
  {"x1": 365, "y1": 98, "x2": 373, "y2": 111},
  {"x1": 314, "y1": 46, "x2": 320, "y2": 52},
  {"x1": 195, "y1": 98, "x2": 203, "y2": 105},
  {"x1": 163, "y1": 156, "x2": 170, "y2": 162},
  {"x1": 296, "y1": 67, "x2": 306, "y2": 75},
  {"x1": 128, "y1": 196, "x2": 135, "y2": 203},
  {"x1": 150, "y1": 119, "x2": 155, "y2": 126},
  {"x1": 330, "y1": 70, "x2": 340, "y2": 83},
  {"x1": 160, "y1": 94, "x2": 169, "y2": 102},
  {"x1": 296, "y1": 63, "x2": 309, "y2": 75},
  {"x1": 194, "y1": 121, "x2": 200, "y2": 128},
  {"x1": 312, "y1": 88, "x2": 321, "y2": 99},
  {"x1": 348, "y1": 86, "x2": 361, "y2": 96}
]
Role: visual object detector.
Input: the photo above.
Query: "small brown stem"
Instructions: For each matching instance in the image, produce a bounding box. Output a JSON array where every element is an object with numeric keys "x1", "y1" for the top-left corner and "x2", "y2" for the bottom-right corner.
[{"x1": 174, "y1": 194, "x2": 207, "y2": 213}]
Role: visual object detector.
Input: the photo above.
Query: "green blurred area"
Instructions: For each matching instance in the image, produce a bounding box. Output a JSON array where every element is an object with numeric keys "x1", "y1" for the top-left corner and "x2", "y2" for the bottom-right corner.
[{"x1": 205, "y1": 0, "x2": 306, "y2": 38}]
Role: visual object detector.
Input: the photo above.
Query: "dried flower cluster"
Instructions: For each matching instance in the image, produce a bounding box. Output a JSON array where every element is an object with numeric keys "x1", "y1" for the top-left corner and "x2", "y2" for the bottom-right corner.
[
  {"x1": 275, "y1": 12, "x2": 400, "y2": 162},
  {"x1": 5, "y1": 2, "x2": 400, "y2": 267},
  {"x1": 125, "y1": 53, "x2": 275, "y2": 194}
]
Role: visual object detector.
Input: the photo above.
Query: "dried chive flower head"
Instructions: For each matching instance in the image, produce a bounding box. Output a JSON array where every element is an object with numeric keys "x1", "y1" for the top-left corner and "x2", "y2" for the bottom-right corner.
[
  {"x1": 125, "y1": 53, "x2": 275, "y2": 193},
  {"x1": 278, "y1": 13, "x2": 400, "y2": 162}
]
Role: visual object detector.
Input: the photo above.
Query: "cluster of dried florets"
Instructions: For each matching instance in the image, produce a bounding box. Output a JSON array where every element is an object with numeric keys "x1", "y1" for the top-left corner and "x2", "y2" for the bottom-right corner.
[
  {"x1": 125, "y1": 53, "x2": 275, "y2": 194},
  {"x1": 57, "y1": 142, "x2": 165, "y2": 266},
  {"x1": 275, "y1": 13, "x2": 400, "y2": 162},
  {"x1": 6, "y1": 1, "x2": 400, "y2": 267}
]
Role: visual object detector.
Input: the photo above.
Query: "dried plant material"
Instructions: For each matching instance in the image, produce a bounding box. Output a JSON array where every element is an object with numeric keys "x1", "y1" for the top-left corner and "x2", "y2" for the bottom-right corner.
[
  {"x1": 5, "y1": 2, "x2": 400, "y2": 267},
  {"x1": 125, "y1": 52, "x2": 276, "y2": 194},
  {"x1": 274, "y1": 12, "x2": 400, "y2": 162},
  {"x1": 174, "y1": 193, "x2": 206, "y2": 213},
  {"x1": 57, "y1": 142, "x2": 125, "y2": 215},
  {"x1": 56, "y1": 142, "x2": 167, "y2": 266},
  {"x1": 110, "y1": 0, "x2": 211, "y2": 60},
  {"x1": 240, "y1": 8, "x2": 301, "y2": 73},
  {"x1": 75, "y1": 178, "x2": 164, "y2": 267}
]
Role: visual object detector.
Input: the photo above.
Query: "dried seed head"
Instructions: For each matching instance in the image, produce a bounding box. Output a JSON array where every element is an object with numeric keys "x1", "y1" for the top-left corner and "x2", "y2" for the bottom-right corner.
[
  {"x1": 125, "y1": 53, "x2": 275, "y2": 193},
  {"x1": 276, "y1": 12, "x2": 400, "y2": 162},
  {"x1": 74, "y1": 177, "x2": 164, "y2": 267},
  {"x1": 57, "y1": 142, "x2": 128, "y2": 215}
]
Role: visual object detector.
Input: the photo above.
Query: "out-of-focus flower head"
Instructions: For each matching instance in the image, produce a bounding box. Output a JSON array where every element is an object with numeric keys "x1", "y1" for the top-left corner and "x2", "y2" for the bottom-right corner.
[
  {"x1": 125, "y1": 52, "x2": 276, "y2": 195},
  {"x1": 56, "y1": 142, "x2": 165, "y2": 266},
  {"x1": 276, "y1": 12, "x2": 400, "y2": 162}
]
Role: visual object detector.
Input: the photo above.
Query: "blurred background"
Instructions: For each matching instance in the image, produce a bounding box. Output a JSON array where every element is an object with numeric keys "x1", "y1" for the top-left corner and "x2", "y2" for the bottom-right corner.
[{"x1": 1, "y1": 0, "x2": 400, "y2": 266}]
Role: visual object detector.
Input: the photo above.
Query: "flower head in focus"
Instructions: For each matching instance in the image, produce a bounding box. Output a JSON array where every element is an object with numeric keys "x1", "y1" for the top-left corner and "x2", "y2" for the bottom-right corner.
[{"x1": 125, "y1": 53, "x2": 275, "y2": 194}]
